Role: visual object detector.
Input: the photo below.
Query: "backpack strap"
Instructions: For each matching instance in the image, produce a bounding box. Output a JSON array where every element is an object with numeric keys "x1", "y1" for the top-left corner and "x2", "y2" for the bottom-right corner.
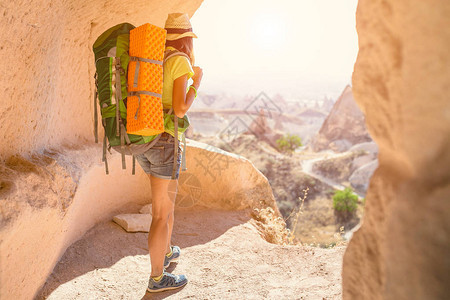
[
  {"x1": 114, "y1": 57, "x2": 123, "y2": 137},
  {"x1": 171, "y1": 112, "x2": 179, "y2": 180},
  {"x1": 113, "y1": 57, "x2": 126, "y2": 169},
  {"x1": 102, "y1": 133, "x2": 109, "y2": 175},
  {"x1": 163, "y1": 50, "x2": 191, "y2": 64},
  {"x1": 93, "y1": 73, "x2": 99, "y2": 143},
  {"x1": 168, "y1": 112, "x2": 187, "y2": 177},
  {"x1": 119, "y1": 123, "x2": 127, "y2": 169},
  {"x1": 169, "y1": 116, "x2": 188, "y2": 176},
  {"x1": 163, "y1": 49, "x2": 191, "y2": 179},
  {"x1": 181, "y1": 133, "x2": 187, "y2": 171}
]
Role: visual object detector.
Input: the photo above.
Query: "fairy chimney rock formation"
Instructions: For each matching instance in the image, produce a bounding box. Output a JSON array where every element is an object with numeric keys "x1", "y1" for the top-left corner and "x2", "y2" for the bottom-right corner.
[
  {"x1": 247, "y1": 109, "x2": 283, "y2": 148},
  {"x1": 312, "y1": 85, "x2": 372, "y2": 152}
]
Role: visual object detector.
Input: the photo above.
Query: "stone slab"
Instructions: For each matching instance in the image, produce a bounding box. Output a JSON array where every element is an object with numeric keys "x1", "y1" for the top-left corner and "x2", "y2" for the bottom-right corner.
[
  {"x1": 139, "y1": 204, "x2": 152, "y2": 214},
  {"x1": 112, "y1": 214, "x2": 152, "y2": 232}
]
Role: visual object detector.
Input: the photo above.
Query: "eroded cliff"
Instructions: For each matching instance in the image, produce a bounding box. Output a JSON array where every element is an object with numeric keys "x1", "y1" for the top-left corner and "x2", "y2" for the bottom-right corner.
[
  {"x1": 343, "y1": 1, "x2": 450, "y2": 299},
  {"x1": 0, "y1": 0, "x2": 202, "y2": 161},
  {"x1": 0, "y1": 1, "x2": 211, "y2": 298},
  {"x1": 0, "y1": 140, "x2": 281, "y2": 299}
]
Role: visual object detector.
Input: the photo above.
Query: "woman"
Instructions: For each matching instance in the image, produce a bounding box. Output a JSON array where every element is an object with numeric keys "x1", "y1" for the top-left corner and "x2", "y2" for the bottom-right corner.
[{"x1": 134, "y1": 13, "x2": 203, "y2": 293}]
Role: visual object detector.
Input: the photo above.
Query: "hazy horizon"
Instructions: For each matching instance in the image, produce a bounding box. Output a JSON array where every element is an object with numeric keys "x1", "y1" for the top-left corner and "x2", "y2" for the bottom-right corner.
[{"x1": 190, "y1": 0, "x2": 358, "y2": 101}]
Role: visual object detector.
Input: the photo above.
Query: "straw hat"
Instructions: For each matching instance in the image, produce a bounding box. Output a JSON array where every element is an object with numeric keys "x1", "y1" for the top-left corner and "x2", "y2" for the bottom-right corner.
[{"x1": 164, "y1": 13, "x2": 198, "y2": 41}]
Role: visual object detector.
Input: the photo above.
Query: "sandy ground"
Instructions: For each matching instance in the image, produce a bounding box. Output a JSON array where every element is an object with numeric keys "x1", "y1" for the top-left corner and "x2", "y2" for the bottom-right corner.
[{"x1": 37, "y1": 204, "x2": 345, "y2": 299}]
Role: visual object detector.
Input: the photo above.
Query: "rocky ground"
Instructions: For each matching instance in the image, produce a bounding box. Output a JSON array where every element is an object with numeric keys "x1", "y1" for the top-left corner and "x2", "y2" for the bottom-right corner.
[{"x1": 37, "y1": 203, "x2": 345, "y2": 299}]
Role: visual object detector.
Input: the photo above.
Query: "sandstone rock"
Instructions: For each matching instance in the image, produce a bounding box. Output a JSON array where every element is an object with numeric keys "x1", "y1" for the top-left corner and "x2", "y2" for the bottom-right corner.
[
  {"x1": 349, "y1": 160, "x2": 378, "y2": 194},
  {"x1": 348, "y1": 142, "x2": 378, "y2": 156},
  {"x1": 329, "y1": 139, "x2": 353, "y2": 152},
  {"x1": 139, "y1": 204, "x2": 152, "y2": 214},
  {"x1": 0, "y1": 2, "x2": 206, "y2": 298},
  {"x1": 181, "y1": 139, "x2": 279, "y2": 212},
  {"x1": 0, "y1": 148, "x2": 152, "y2": 300},
  {"x1": 343, "y1": 1, "x2": 450, "y2": 299},
  {"x1": 312, "y1": 152, "x2": 360, "y2": 183},
  {"x1": 351, "y1": 154, "x2": 376, "y2": 171},
  {"x1": 113, "y1": 214, "x2": 152, "y2": 232},
  {"x1": 312, "y1": 85, "x2": 372, "y2": 152},
  {"x1": 246, "y1": 109, "x2": 284, "y2": 149},
  {"x1": 0, "y1": 138, "x2": 279, "y2": 299},
  {"x1": 298, "y1": 108, "x2": 327, "y2": 119},
  {"x1": 0, "y1": 0, "x2": 203, "y2": 162}
]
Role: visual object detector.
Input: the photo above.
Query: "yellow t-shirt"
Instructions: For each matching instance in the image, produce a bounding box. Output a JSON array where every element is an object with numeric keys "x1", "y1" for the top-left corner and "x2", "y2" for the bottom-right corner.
[{"x1": 162, "y1": 46, "x2": 194, "y2": 109}]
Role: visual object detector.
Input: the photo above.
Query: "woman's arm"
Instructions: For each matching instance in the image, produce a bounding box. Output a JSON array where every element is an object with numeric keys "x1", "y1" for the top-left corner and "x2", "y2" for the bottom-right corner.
[{"x1": 172, "y1": 66, "x2": 203, "y2": 118}]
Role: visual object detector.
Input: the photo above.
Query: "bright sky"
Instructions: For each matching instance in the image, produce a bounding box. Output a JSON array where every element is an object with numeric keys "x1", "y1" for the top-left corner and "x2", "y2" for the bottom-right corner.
[{"x1": 190, "y1": 0, "x2": 359, "y2": 100}]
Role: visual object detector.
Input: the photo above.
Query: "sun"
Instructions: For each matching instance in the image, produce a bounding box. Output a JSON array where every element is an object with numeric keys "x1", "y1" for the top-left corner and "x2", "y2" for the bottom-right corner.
[{"x1": 249, "y1": 12, "x2": 287, "y2": 51}]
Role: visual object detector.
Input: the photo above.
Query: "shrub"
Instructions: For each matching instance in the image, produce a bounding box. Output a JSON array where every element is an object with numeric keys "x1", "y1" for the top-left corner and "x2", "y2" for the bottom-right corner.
[
  {"x1": 332, "y1": 187, "x2": 358, "y2": 213},
  {"x1": 276, "y1": 134, "x2": 302, "y2": 153}
]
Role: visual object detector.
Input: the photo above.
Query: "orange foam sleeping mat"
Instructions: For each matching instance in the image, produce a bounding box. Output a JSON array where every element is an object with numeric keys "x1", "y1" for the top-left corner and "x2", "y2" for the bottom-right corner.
[{"x1": 127, "y1": 23, "x2": 167, "y2": 136}]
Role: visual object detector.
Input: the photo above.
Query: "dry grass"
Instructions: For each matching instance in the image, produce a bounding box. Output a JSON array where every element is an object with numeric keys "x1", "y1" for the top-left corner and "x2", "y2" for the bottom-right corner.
[
  {"x1": 286, "y1": 187, "x2": 309, "y2": 244},
  {"x1": 251, "y1": 188, "x2": 310, "y2": 246},
  {"x1": 251, "y1": 206, "x2": 291, "y2": 245},
  {"x1": 251, "y1": 188, "x2": 355, "y2": 248}
]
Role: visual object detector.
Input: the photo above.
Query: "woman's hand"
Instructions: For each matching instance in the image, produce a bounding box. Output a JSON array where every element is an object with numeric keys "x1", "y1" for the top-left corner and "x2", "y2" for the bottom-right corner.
[{"x1": 192, "y1": 66, "x2": 203, "y2": 89}]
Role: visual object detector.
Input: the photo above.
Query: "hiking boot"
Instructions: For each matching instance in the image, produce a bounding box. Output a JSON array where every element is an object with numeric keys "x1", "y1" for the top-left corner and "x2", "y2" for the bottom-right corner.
[
  {"x1": 164, "y1": 245, "x2": 181, "y2": 268},
  {"x1": 147, "y1": 272, "x2": 188, "y2": 293}
]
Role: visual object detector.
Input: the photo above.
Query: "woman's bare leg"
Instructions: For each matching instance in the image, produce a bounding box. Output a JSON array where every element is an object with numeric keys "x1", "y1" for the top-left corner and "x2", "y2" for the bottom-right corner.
[{"x1": 148, "y1": 174, "x2": 178, "y2": 277}]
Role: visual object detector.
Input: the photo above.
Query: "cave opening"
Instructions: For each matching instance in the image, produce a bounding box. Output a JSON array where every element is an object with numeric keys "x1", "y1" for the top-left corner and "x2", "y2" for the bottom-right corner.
[{"x1": 188, "y1": 0, "x2": 369, "y2": 248}]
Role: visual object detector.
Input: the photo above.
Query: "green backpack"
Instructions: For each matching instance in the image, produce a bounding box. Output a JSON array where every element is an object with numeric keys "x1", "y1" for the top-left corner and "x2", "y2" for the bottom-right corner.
[{"x1": 92, "y1": 23, "x2": 190, "y2": 177}]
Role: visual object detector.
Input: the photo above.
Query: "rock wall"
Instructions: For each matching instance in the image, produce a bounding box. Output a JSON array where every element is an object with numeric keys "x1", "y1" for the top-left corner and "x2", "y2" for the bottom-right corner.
[
  {"x1": 343, "y1": 1, "x2": 450, "y2": 299},
  {"x1": 0, "y1": 0, "x2": 202, "y2": 162},
  {"x1": 0, "y1": 141, "x2": 278, "y2": 299},
  {"x1": 0, "y1": 1, "x2": 230, "y2": 299}
]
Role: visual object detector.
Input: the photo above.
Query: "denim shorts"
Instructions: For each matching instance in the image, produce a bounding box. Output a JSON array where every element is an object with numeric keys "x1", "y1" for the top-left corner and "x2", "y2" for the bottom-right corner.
[{"x1": 134, "y1": 132, "x2": 182, "y2": 180}]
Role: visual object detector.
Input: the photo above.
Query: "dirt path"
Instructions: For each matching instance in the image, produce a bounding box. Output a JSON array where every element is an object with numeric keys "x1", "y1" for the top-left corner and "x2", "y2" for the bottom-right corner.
[
  {"x1": 37, "y1": 205, "x2": 345, "y2": 299},
  {"x1": 300, "y1": 151, "x2": 365, "y2": 198},
  {"x1": 301, "y1": 152, "x2": 349, "y2": 190}
]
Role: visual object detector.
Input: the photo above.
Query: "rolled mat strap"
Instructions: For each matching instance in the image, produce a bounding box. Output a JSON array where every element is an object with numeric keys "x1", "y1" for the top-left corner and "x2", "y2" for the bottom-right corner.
[
  {"x1": 129, "y1": 57, "x2": 163, "y2": 89},
  {"x1": 127, "y1": 91, "x2": 163, "y2": 120},
  {"x1": 129, "y1": 56, "x2": 163, "y2": 65},
  {"x1": 134, "y1": 94, "x2": 141, "y2": 120},
  {"x1": 133, "y1": 61, "x2": 140, "y2": 88},
  {"x1": 128, "y1": 91, "x2": 162, "y2": 98}
]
